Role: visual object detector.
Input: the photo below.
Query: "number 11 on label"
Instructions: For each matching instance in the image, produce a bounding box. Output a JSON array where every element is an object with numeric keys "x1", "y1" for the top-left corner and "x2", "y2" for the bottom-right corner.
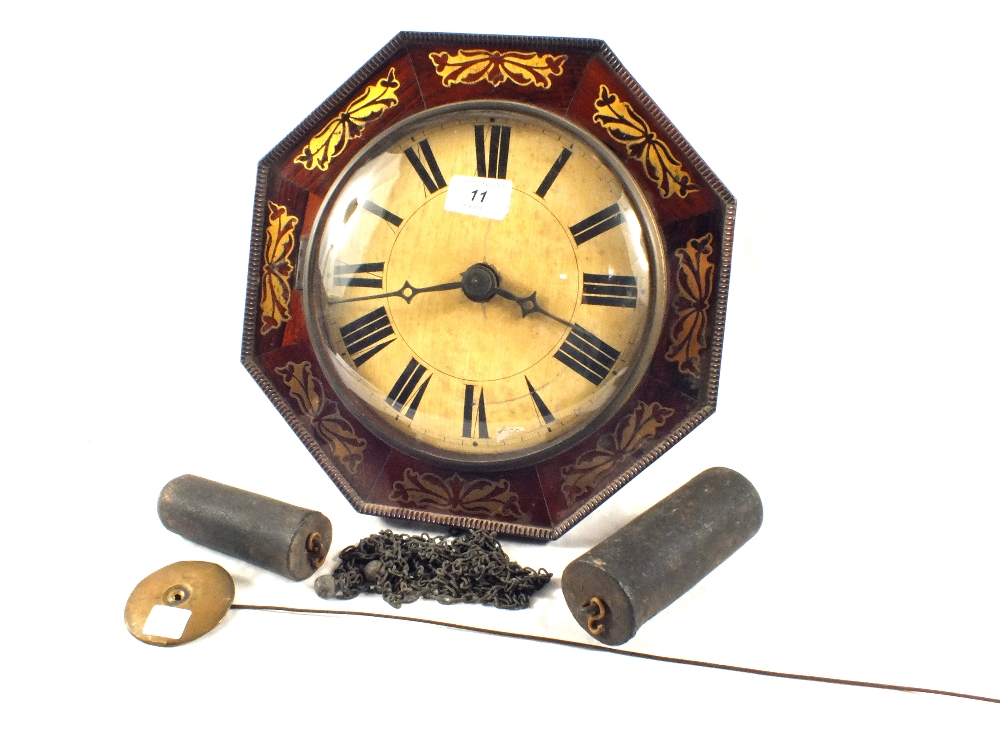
[{"x1": 444, "y1": 175, "x2": 513, "y2": 220}]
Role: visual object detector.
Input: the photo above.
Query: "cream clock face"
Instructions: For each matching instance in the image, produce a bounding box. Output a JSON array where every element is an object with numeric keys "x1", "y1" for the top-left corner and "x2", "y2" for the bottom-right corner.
[{"x1": 304, "y1": 102, "x2": 665, "y2": 468}]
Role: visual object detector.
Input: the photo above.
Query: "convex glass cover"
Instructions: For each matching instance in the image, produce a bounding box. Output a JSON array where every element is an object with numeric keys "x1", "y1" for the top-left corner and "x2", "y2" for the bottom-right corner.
[{"x1": 304, "y1": 103, "x2": 665, "y2": 468}]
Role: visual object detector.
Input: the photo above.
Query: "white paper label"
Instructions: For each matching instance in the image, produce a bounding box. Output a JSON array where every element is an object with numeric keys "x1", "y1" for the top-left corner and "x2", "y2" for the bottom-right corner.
[
  {"x1": 142, "y1": 604, "x2": 192, "y2": 640},
  {"x1": 444, "y1": 176, "x2": 513, "y2": 220}
]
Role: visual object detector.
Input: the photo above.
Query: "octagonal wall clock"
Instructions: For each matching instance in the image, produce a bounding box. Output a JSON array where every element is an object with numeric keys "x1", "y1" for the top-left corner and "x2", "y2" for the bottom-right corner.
[{"x1": 242, "y1": 32, "x2": 735, "y2": 539}]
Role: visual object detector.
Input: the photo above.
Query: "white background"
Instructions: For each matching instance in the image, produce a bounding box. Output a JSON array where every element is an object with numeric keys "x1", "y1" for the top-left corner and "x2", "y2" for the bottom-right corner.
[{"x1": 3, "y1": 1, "x2": 998, "y2": 746}]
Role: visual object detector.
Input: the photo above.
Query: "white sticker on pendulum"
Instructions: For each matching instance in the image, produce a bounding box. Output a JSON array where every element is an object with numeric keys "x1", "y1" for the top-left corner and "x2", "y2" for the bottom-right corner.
[{"x1": 142, "y1": 604, "x2": 192, "y2": 639}]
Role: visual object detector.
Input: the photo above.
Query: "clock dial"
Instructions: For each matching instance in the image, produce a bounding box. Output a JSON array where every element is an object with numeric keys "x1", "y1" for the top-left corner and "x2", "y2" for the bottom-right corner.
[{"x1": 304, "y1": 103, "x2": 665, "y2": 467}]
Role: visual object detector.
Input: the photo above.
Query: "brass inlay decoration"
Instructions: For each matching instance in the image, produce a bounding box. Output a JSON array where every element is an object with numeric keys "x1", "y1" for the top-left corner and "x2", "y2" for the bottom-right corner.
[
  {"x1": 593, "y1": 85, "x2": 696, "y2": 200},
  {"x1": 276, "y1": 361, "x2": 367, "y2": 474},
  {"x1": 665, "y1": 233, "x2": 715, "y2": 378},
  {"x1": 294, "y1": 68, "x2": 400, "y2": 171},
  {"x1": 428, "y1": 50, "x2": 567, "y2": 89},
  {"x1": 560, "y1": 401, "x2": 675, "y2": 504},
  {"x1": 260, "y1": 201, "x2": 298, "y2": 335},
  {"x1": 390, "y1": 468, "x2": 524, "y2": 519}
]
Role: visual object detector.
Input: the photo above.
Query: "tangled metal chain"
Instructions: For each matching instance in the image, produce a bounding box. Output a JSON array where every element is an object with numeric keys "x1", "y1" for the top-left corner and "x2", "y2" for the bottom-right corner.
[{"x1": 318, "y1": 529, "x2": 552, "y2": 609}]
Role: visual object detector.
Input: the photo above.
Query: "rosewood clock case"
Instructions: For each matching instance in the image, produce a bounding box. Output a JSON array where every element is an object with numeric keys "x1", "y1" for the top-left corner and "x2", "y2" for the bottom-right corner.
[{"x1": 241, "y1": 32, "x2": 735, "y2": 539}]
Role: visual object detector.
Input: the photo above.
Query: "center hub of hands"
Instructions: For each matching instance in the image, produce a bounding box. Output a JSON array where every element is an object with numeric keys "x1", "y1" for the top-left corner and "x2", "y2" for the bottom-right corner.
[
  {"x1": 461, "y1": 263, "x2": 501, "y2": 302},
  {"x1": 385, "y1": 191, "x2": 578, "y2": 382}
]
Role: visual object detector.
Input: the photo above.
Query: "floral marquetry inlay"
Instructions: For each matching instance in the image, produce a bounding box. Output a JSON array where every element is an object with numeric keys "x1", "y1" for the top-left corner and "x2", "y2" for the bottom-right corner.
[
  {"x1": 593, "y1": 85, "x2": 696, "y2": 200},
  {"x1": 390, "y1": 468, "x2": 524, "y2": 519},
  {"x1": 259, "y1": 201, "x2": 298, "y2": 335},
  {"x1": 275, "y1": 361, "x2": 367, "y2": 475},
  {"x1": 665, "y1": 234, "x2": 715, "y2": 378},
  {"x1": 560, "y1": 402, "x2": 674, "y2": 504},
  {"x1": 429, "y1": 49, "x2": 567, "y2": 89},
  {"x1": 294, "y1": 69, "x2": 400, "y2": 171}
]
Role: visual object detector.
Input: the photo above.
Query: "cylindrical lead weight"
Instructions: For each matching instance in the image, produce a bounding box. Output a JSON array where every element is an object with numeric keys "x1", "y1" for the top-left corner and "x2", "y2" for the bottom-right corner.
[
  {"x1": 158, "y1": 475, "x2": 332, "y2": 581},
  {"x1": 562, "y1": 467, "x2": 762, "y2": 645}
]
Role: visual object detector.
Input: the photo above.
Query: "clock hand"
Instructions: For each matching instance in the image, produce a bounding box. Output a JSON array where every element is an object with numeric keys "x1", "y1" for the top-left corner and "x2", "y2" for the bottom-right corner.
[
  {"x1": 458, "y1": 262, "x2": 572, "y2": 327},
  {"x1": 329, "y1": 263, "x2": 571, "y2": 330},
  {"x1": 493, "y1": 286, "x2": 573, "y2": 328},
  {"x1": 328, "y1": 278, "x2": 463, "y2": 305}
]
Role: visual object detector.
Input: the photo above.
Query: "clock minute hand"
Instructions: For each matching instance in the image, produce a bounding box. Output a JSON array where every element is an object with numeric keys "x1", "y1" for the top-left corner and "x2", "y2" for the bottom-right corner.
[
  {"x1": 493, "y1": 287, "x2": 573, "y2": 328},
  {"x1": 328, "y1": 279, "x2": 463, "y2": 305}
]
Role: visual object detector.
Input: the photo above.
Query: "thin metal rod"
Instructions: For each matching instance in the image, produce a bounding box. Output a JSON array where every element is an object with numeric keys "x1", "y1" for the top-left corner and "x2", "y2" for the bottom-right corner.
[{"x1": 229, "y1": 603, "x2": 999, "y2": 705}]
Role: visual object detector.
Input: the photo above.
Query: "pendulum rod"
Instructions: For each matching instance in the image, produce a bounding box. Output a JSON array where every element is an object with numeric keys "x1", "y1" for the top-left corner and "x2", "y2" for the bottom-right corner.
[{"x1": 229, "y1": 603, "x2": 999, "y2": 705}]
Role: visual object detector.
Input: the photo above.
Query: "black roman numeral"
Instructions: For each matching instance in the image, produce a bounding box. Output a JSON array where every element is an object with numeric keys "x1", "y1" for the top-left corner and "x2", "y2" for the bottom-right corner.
[
  {"x1": 404, "y1": 139, "x2": 447, "y2": 193},
  {"x1": 535, "y1": 148, "x2": 572, "y2": 198},
  {"x1": 462, "y1": 385, "x2": 489, "y2": 439},
  {"x1": 361, "y1": 200, "x2": 403, "y2": 227},
  {"x1": 581, "y1": 273, "x2": 638, "y2": 308},
  {"x1": 333, "y1": 262, "x2": 384, "y2": 289},
  {"x1": 475, "y1": 125, "x2": 511, "y2": 179},
  {"x1": 570, "y1": 205, "x2": 625, "y2": 245},
  {"x1": 340, "y1": 306, "x2": 395, "y2": 366},
  {"x1": 525, "y1": 377, "x2": 555, "y2": 424},
  {"x1": 386, "y1": 358, "x2": 432, "y2": 419},
  {"x1": 554, "y1": 325, "x2": 621, "y2": 386}
]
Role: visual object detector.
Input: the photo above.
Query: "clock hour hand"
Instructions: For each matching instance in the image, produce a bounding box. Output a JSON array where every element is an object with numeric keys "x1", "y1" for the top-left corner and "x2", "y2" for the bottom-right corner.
[
  {"x1": 493, "y1": 286, "x2": 573, "y2": 328},
  {"x1": 459, "y1": 262, "x2": 572, "y2": 327},
  {"x1": 328, "y1": 278, "x2": 463, "y2": 305}
]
